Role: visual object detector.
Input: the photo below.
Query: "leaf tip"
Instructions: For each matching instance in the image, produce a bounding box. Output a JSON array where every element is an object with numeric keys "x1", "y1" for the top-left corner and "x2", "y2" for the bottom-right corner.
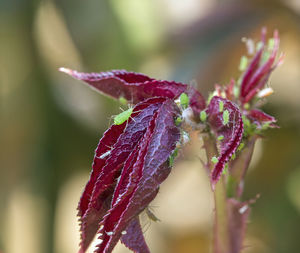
[{"x1": 59, "y1": 67, "x2": 73, "y2": 75}]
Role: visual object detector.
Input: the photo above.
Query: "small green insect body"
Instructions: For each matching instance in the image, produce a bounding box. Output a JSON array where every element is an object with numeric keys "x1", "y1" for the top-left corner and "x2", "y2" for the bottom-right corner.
[
  {"x1": 223, "y1": 110, "x2": 230, "y2": 125},
  {"x1": 175, "y1": 116, "x2": 183, "y2": 126},
  {"x1": 200, "y1": 110, "x2": 207, "y2": 122},
  {"x1": 211, "y1": 156, "x2": 218, "y2": 164},
  {"x1": 222, "y1": 164, "x2": 228, "y2": 175},
  {"x1": 219, "y1": 101, "x2": 224, "y2": 112},
  {"x1": 114, "y1": 107, "x2": 133, "y2": 125},
  {"x1": 217, "y1": 135, "x2": 224, "y2": 141},
  {"x1": 179, "y1": 93, "x2": 189, "y2": 109},
  {"x1": 168, "y1": 148, "x2": 179, "y2": 167}
]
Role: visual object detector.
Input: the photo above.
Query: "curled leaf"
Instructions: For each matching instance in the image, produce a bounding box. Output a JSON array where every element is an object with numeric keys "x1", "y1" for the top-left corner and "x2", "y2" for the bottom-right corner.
[{"x1": 207, "y1": 96, "x2": 244, "y2": 186}]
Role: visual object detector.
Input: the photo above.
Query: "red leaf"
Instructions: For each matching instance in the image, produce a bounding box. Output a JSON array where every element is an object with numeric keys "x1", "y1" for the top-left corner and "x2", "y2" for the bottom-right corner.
[
  {"x1": 248, "y1": 108, "x2": 276, "y2": 123},
  {"x1": 186, "y1": 86, "x2": 206, "y2": 114},
  {"x1": 240, "y1": 29, "x2": 280, "y2": 104},
  {"x1": 120, "y1": 217, "x2": 150, "y2": 253},
  {"x1": 59, "y1": 68, "x2": 184, "y2": 101},
  {"x1": 240, "y1": 28, "x2": 266, "y2": 99},
  {"x1": 78, "y1": 124, "x2": 126, "y2": 252},
  {"x1": 207, "y1": 96, "x2": 244, "y2": 186},
  {"x1": 59, "y1": 68, "x2": 206, "y2": 113},
  {"x1": 95, "y1": 99, "x2": 180, "y2": 253},
  {"x1": 78, "y1": 97, "x2": 167, "y2": 253},
  {"x1": 248, "y1": 109, "x2": 278, "y2": 129}
]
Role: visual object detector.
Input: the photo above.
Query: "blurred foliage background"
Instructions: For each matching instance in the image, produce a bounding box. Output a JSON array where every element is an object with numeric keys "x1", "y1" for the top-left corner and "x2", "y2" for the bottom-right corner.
[{"x1": 1, "y1": 0, "x2": 300, "y2": 252}]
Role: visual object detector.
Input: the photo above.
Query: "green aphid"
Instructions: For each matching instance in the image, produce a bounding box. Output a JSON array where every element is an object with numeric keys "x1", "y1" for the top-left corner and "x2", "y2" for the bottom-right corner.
[
  {"x1": 237, "y1": 142, "x2": 245, "y2": 151},
  {"x1": 217, "y1": 135, "x2": 224, "y2": 141},
  {"x1": 114, "y1": 107, "x2": 133, "y2": 125},
  {"x1": 239, "y1": 55, "x2": 248, "y2": 71},
  {"x1": 223, "y1": 164, "x2": 228, "y2": 175},
  {"x1": 119, "y1": 97, "x2": 128, "y2": 105},
  {"x1": 175, "y1": 116, "x2": 183, "y2": 126},
  {"x1": 200, "y1": 110, "x2": 207, "y2": 122},
  {"x1": 219, "y1": 101, "x2": 224, "y2": 112},
  {"x1": 244, "y1": 103, "x2": 250, "y2": 110},
  {"x1": 223, "y1": 110, "x2": 230, "y2": 125},
  {"x1": 231, "y1": 153, "x2": 236, "y2": 160},
  {"x1": 207, "y1": 91, "x2": 216, "y2": 104},
  {"x1": 211, "y1": 156, "x2": 218, "y2": 164},
  {"x1": 169, "y1": 148, "x2": 179, "y2": 167},
  {"x1": 179, "y1": 93, "x2": 189, "y2": 109}
]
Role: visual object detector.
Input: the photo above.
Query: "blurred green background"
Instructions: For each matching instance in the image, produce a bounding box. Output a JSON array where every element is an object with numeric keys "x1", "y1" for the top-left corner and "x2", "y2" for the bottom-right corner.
[{"x1": 1, "y1": 0, "x2": 300, "y2": 252}]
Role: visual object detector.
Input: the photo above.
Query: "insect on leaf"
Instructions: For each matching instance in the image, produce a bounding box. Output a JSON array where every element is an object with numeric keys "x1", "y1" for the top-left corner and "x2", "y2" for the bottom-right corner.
[
  {"x1": 114, "y1": 108, "x2": 133, "y2": 125},
  {"x1": 179, "y1": 92, "x2": 189, "y2": 109}
]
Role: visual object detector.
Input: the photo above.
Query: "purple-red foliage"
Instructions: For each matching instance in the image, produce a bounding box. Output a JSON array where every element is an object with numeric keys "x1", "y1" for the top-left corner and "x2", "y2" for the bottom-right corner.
[
  {"x1": 207, "y1": 96, "x2": 244, "y2": 186},
  {"x1": 60, "y1": 27, "x2": 281, "y2": 253}
]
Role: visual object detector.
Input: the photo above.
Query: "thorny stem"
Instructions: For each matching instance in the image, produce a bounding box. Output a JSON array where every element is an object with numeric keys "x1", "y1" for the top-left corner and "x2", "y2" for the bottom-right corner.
[
  {"x1": 202, "y1": 134, "x2": 230, "y2": 253},
  {"x1": 213, "y1": 177, "x2": 230, "y2": 253},
  {"x1": 203, "y1": 133, "x2": 256, "y2": 253},
  {"x1": 228, "y1": 135, "x2": 257, "y2": 198}
]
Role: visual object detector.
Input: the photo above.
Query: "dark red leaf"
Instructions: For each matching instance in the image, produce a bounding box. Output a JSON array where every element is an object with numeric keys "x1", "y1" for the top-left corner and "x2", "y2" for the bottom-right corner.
[
  {"x1": 95, "y1": 99, "x2": 180, "y2": 253},
  {"x1": 59, "y1": 68, "x2": 183, "y2": 101},
  {"x1": 248, "y1": 108, "x2": 276, "y2": 122},
  {"x1": 78, "y1": 123, "x2": 126, "y2": 252},
  {"x1": 240, "y1": 28, "x2": 266, "y2": 99},
  {"x1": 186, "y1": 86, "x2": 206, "y2": 114},
  {"x1": 121, "y1": 217, "x2": 150, "y2": 253},
  {"x1": 78, "y1": 97, "x2": 167, "y2": 253},
  {"x1": 240, "y1": 29, "x2": 280, "y2": 104},
  {"x1": 248, "y1": 109, "x2": 278, "y2": 129},
  {"x1": 59, "y1": 68, "x2": 206, "y2": 113},
  {"x1": 207, "y1": 96, "x2": 244, "y2": 187}
]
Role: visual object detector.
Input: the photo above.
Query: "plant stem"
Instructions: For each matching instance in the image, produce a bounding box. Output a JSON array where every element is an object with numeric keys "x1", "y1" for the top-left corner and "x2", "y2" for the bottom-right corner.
[
  {"x1": 213, "y1": 177, "x2": 230, "y2": 253},
  {"x1": 203, "y1": 134, "x2": 256, "y2": 253}
]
